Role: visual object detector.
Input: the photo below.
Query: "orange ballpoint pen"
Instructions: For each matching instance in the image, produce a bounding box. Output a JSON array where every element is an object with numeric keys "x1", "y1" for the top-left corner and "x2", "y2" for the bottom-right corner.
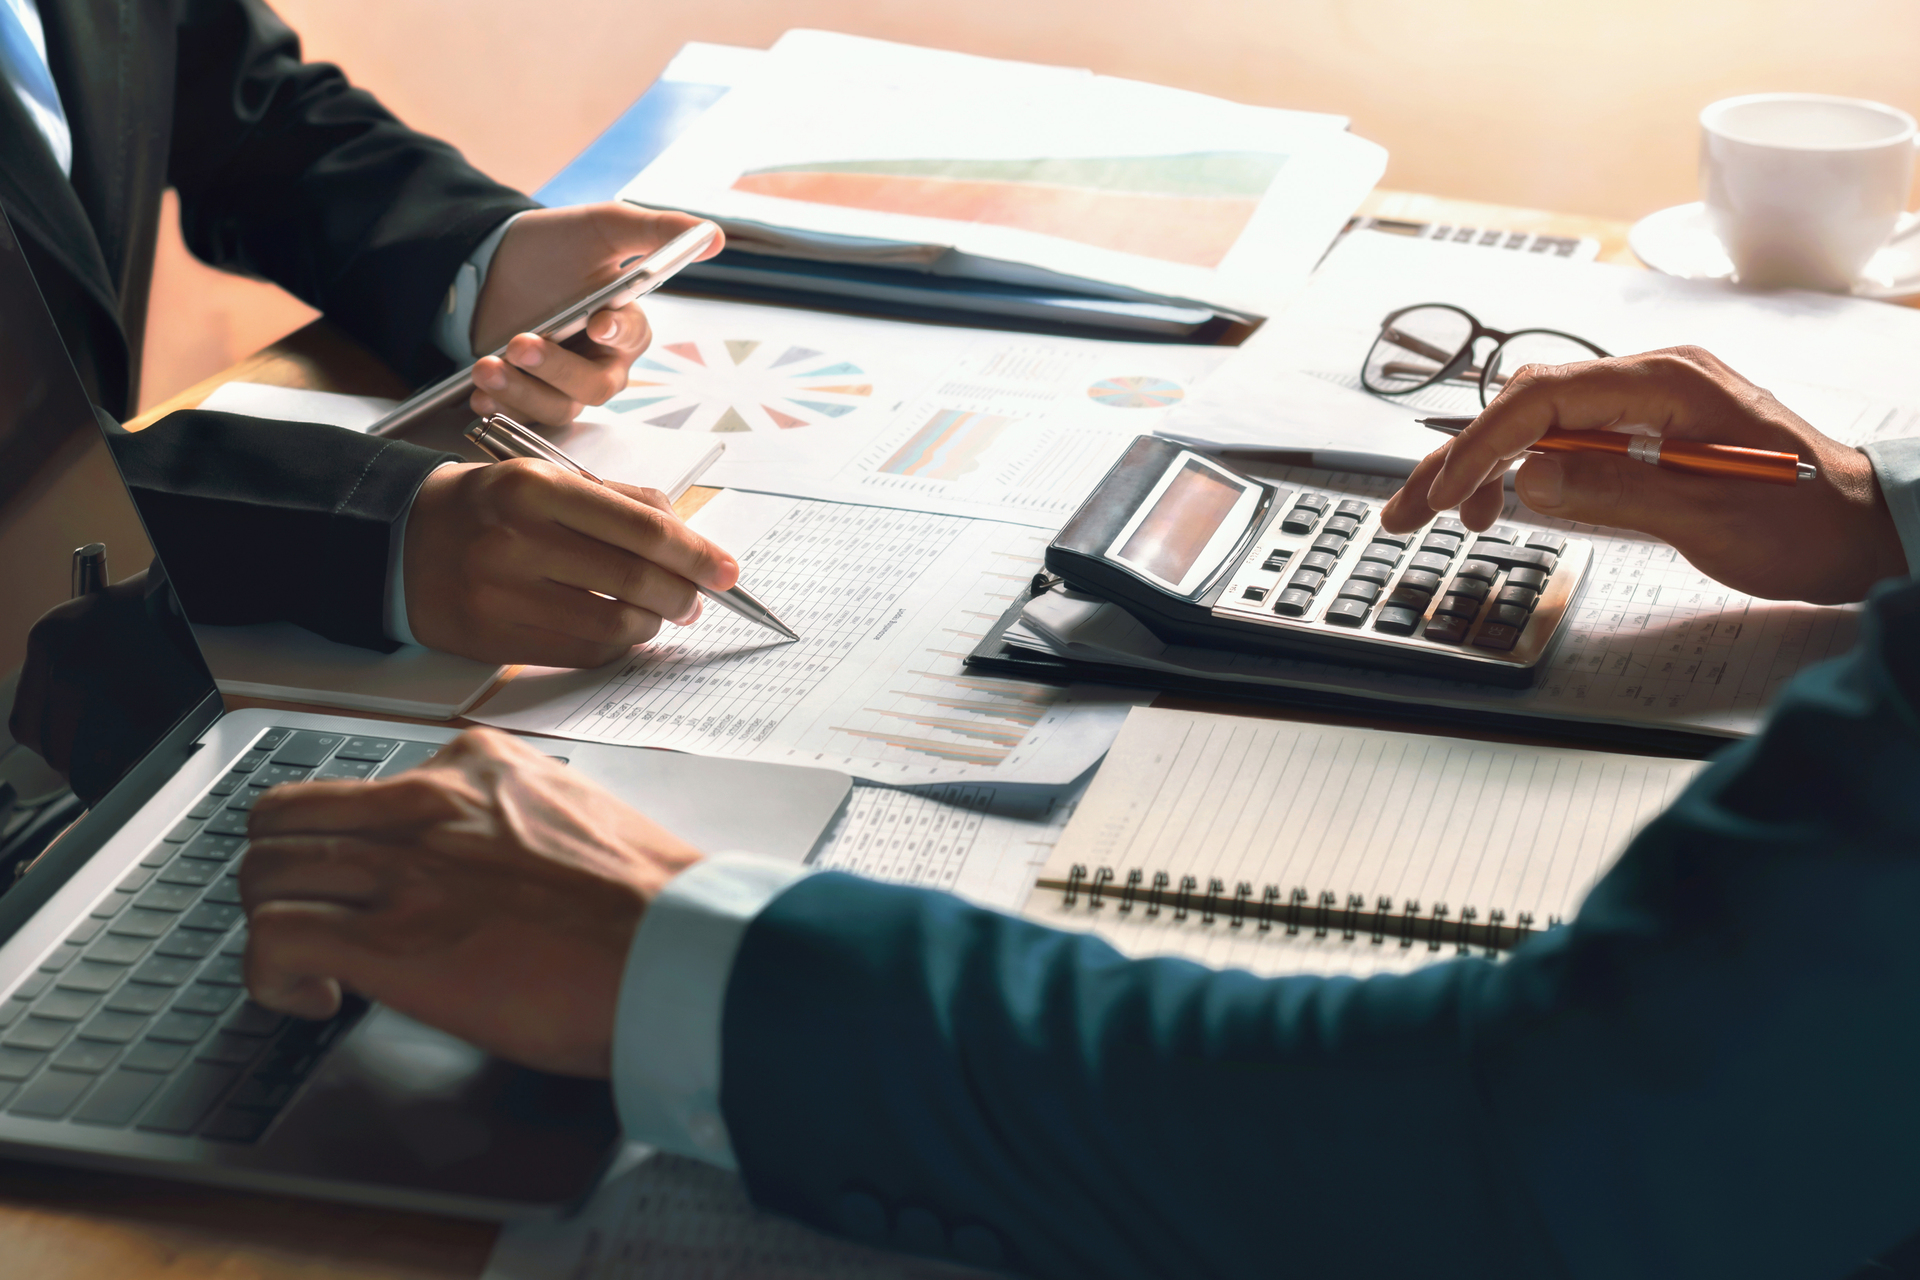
[{"x1": 1417, "y1": 417, "x2": 1817, "y2": 486}]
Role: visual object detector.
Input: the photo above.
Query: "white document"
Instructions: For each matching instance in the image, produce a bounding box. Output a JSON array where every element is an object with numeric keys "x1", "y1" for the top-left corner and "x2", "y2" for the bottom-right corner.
[
  {"x1": 1007, "y1": 463, "x2": 1859, "y2": 741},
  {"x1": 195, "y1": 381, "x2": 397, "y2": 433},
  {"x1": 1161, "y1": 231, "x2": 1920, "y2": 470},
  {"x1": 1027, "y1": 707, "x2": 1705, "y2": 978},
  {"x1": 198, "y1": 381, "x2": 725, "y2": 499},
  {"x1": 473, "y1": 493, "x2": 1146, "y2": 785},
  {"x1": 573, "y1": 293, "x2": 1229, "y2": 527},
  {"x1": 812, "y1": 779, "x2": 1083, "y2": 912},
  {"x1": 623, "y1": 30, "x2": 1383, "y2": 317},
  {"x1": 485, "y1": 1149, "x2": 984, "y2": 1280}
]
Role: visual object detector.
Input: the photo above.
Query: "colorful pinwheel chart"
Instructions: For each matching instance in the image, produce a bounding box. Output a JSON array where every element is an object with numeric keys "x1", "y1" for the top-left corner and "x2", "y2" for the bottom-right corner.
[
  {"x1": 603, "y1": 339, "x2": 872, "y2": 432},
  {"x1": 1086, "y1": 375, "x2": 1186, "y2": 409}
]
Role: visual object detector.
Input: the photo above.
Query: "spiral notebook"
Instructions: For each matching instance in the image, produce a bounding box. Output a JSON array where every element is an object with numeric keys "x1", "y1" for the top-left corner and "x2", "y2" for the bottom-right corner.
[{"x1": 1026, "y1": 707, "x2": 1707, "y2": 977}]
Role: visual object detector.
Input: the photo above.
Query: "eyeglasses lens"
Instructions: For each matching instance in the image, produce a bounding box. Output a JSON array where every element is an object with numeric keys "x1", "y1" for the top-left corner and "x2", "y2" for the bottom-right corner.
[
  {"x1": 1479, "y1": 331, "x2": 1602, "y2": 406},
  {"x1": 1362, "y1": 306, "x2": 1475, "y2": 396}
]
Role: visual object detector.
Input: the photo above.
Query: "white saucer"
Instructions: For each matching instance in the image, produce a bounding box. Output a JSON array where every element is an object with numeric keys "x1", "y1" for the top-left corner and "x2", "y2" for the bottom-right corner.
[{"x1": 1629, "y1": 201, "x2": 1920, "y2": 300}]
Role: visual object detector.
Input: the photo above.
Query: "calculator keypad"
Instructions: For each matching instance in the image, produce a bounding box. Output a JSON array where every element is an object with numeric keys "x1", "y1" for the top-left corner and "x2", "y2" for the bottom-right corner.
[{"x1": 1211, "y1": 487, "x2": 1588, "y2": 672}]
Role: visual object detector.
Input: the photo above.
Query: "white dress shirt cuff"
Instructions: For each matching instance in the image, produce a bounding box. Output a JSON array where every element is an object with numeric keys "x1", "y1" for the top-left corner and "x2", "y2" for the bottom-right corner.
[
  {"x1": 382, "y1": 460, "x2": 456, "y2": 646},
  {"x1": 1864, "y1": 438, "x2": 1920, "y2": 580},
  {"x1": 611, "y1": 853, "x2": 815, "y2": 1170},
  {"x1": 430, "y1": 211, "x2": 526, "y2": 364}
]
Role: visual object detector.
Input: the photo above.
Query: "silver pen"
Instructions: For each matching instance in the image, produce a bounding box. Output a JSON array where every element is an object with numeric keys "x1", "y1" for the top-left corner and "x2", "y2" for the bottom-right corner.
[{"x1": 465, "y1": 413, "x2": 800, "y2": 642}]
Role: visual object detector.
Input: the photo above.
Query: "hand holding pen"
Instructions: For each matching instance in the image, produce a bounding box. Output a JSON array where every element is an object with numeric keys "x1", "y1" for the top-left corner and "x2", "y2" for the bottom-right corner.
[
  {"x1": 466, "y1": 414, "x2": 799, "y2": 641},
  {"x1": 1378, "y1": 347, "x2": 1908, "y2": 605}
]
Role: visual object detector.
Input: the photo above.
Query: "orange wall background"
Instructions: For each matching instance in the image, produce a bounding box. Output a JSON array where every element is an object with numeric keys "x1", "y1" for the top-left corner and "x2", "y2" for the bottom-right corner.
[{"x1": 140, "y1": 0, "x2": 1920, "y2": 409}]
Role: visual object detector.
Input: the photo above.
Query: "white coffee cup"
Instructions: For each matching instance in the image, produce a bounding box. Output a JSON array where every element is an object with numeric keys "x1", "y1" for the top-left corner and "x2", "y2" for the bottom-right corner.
[{"x1": 1700, "y1": 92, "x2": 1917, "y2": 291}]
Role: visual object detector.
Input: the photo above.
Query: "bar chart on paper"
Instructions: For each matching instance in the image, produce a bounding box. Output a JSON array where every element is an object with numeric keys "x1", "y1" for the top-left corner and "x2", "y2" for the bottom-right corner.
[
  {"x1": 474, "y1": 494, "x2": 1139, "y2": 784},
  {"x1": 822, "y1": 342, "x2": 1223, "y2": 525}
]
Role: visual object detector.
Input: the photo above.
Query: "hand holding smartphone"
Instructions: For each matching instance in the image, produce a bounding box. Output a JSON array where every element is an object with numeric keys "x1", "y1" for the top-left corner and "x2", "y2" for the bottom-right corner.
[{"x1": 367, "y1": 219, "x2": 721, "y2": 438}]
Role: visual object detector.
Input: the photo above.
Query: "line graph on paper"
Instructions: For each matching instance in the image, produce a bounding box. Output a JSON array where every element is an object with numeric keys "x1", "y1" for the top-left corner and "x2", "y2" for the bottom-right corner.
[{"x1": 475, "y1": 495, "x2": 1135, "y2": 784}]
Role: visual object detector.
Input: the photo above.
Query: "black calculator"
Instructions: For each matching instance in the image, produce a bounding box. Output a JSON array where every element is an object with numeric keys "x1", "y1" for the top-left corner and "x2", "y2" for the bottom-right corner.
[{"x1": 1044, "y1": 436, "x2": 1591, "y2": 686}]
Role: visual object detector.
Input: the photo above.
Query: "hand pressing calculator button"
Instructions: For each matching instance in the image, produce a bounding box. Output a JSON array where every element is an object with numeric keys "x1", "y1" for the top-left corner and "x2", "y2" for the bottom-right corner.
[{"x1": 1040, "y1": 436, "x2": 1592, "y2": 686}]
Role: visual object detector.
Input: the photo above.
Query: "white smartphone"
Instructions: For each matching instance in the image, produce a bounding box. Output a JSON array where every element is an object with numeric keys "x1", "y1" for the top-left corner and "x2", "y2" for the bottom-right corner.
[{"x1": 366, "y1": 219, "x2": 721, "y2": 437}]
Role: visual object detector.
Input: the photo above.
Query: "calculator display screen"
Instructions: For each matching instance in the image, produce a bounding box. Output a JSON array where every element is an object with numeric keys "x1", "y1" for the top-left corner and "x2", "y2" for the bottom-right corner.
[{"x1": 1114, "y1": 460, "x2": 1247, "y2": 584}]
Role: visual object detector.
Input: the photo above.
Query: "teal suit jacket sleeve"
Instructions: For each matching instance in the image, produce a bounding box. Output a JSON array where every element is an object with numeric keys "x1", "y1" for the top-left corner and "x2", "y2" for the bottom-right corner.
[{"x1": 718, "y1": 575, "x2": 1920, "y2": 1279}]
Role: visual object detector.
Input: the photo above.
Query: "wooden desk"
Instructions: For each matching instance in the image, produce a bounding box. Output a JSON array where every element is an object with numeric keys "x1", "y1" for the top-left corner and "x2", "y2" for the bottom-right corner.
[{"x1": 13, "y1": 193, "x2": 1634, "y2": 1278}]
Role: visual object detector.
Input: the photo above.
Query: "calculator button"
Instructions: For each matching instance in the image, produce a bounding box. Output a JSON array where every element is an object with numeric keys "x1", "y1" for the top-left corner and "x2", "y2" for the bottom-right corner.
[
  {"x1": 1294, "y1": 494, "x2": 1329, "y2": 513},
  {"x1": 1311, "y1": 534, "x2": 1348, "y2": 555},
  {"x1": 1368, "y1": 530, "x2": 1413, "y2": 550},
  {"x1": 1496, "y1": 584, "x2": 1538, "y2": 610},
  {"x1": 1287, "y1": 570, "x2": 1326, "y2": 594},
  {"x1": 1423, "y1": 614, "x2": 1470, "y2": 644},
  {"x1": 1373, "y1": 607, "x2": 1421, "y2": 636},
  {"x1": 1273, "y1": 589, "x2": 1315, "y2": 617},
  {"x1": 1323, "y1": 598, "x2": 1370, "y2": 627},
  {"x1": 1524, "y1": 532, "x2": 1567, "y2": 555},
  {"x1": 1434, "y1": 593, "x2": 1484, "y2": 620},
  {"x1": 1280, "y1": 510, "x2": 1319, "y2": 536},
  {"x1": 1453, "y1": 558, "x2": 1499, "y2": 584},
  {"x1": 1487, "y1": 602, "x2": 1531, "y2": 629},
  {"x1": 1358, "y1": 541, "x2": 1401, "y2": 566},
  {"x1": 1337, "y1": 578, "x2": 1383, "y2": 604},
  {"x1": 1407, "y1": 551, "x2": 1451, "y2": 575},
  {"x1": 1475, "y1": 527, "x2": 1515, "y2": 545},
  {"x1": 1476, "y1": 545, "x2": 1558, "y2": 573},
  {"x1": 1473, "y1": 622, "x2": 1523, "y2": 652},
  {"x1": 1396, "y1": 569, "x2": 1443, "y2": 595},
  {"x1": 1299, "y1": 550, "x2": 1339, "y2": 575},
  {"x1": 1348, "y1": 560, "x2": 1393, "y2": 587},
  {"x1": 1240, "y1": 586, "x2": 1268, "y2": 603},
  {"x1": 1333, "y1": 500, "x2": 1370, "y2": 519},
  {"x1": 1505, "y1": 566, "x2": 1548, "y2": 592},
  {"x1": 1385, "y1": 585, "x2": 1434, "y2": 612},
  {"x1": 1323, "y1": 515, "x2": 1361, "y2": 539},
  {"x1": 1446, "y1": 576, "x2": 1491, "y2": 603},
  {"x1": 1419, "y1": 533, "x2": 1462, "y2": 557},
  {"x1": 1430, "y1": 517, "x2": 1469, "y2": 537},
  {"x1": 1261, "y1": 550, "x2": 1292, "y2": 572}
]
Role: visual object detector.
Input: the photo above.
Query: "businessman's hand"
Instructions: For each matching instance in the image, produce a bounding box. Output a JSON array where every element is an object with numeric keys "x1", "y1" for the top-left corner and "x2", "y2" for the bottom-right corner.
[
  {"x1": 241, "y1": 729, "x2": 703, "y2": 1078},
  {"x1": 469, "y1": 202, "x2": 723, "y2": 426},
  {"x1": 401, "y1": 458, "x2": 739, "y2": 667},
  {"x1": 1377, "y1": 347, "x2": 1907, "y2": 604}
]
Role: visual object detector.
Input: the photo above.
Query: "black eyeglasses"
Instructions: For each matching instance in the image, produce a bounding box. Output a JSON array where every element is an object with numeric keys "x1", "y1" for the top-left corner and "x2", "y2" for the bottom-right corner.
[{"x1": 1360, "y1": 304, "x2": 1611, "y2": 407}]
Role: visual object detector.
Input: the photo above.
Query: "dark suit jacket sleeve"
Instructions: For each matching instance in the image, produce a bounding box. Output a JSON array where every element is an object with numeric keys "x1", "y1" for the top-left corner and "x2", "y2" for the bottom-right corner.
[
  {"x1": 167, "y1": 0, "x2": 539, "y2": 382},
  {"x1": 108, "y1": 409, "x2": 457, "y2": 651},
  {"x1": 719, "y1": 578, "x2": 1920, "y2": 1280}
]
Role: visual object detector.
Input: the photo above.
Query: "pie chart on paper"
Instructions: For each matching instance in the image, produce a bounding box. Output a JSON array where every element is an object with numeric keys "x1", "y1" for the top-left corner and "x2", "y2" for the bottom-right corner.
[
  {"x1": 1087, "y1": 375, "x2": 1185, "y2": 409},
  {"x1": 603, "y1": 339, "x2": 873, "y2": 432}
]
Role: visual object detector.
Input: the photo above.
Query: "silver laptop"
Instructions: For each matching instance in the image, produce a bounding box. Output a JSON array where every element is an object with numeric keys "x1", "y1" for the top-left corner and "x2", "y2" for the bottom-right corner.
[{"x1": 0, "y1": 208, "x2": 851, "y2": 1218}]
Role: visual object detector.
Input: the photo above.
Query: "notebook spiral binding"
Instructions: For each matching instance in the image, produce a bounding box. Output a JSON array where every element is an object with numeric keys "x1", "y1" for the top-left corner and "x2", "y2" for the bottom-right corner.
[{"x1": 1038, "y1": 864, "x2": 1565, "y2": 956}]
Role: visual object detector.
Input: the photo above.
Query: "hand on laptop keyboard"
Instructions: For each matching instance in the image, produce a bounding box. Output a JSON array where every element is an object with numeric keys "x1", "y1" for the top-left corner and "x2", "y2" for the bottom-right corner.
[{"x1": 240, "y1": 728, "x2": 703, "y2": 1077}]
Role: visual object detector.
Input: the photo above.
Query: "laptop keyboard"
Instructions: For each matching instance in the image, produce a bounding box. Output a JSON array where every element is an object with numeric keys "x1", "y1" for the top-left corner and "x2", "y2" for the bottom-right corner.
[{"x1": 0, "y1": 728, "x2": 449, "y2": 1143}]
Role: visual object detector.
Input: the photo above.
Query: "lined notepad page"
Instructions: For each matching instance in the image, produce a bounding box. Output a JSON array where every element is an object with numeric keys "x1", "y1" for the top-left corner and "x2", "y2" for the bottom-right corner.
[{"x1": 1029, "y1": 707, "x2": 1707, "y2": 977}]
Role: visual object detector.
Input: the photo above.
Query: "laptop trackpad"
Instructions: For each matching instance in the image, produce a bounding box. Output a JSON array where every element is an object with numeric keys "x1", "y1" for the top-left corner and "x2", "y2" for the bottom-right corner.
[{"x1": 256, "y1": 1005, "x2": 617, "y2": 1213}]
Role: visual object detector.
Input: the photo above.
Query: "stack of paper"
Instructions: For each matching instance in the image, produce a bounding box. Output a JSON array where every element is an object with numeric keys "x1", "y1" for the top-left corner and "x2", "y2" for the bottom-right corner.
[{"x1": 622, "y1": 31, "x2": 1385, "y2": 324}]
